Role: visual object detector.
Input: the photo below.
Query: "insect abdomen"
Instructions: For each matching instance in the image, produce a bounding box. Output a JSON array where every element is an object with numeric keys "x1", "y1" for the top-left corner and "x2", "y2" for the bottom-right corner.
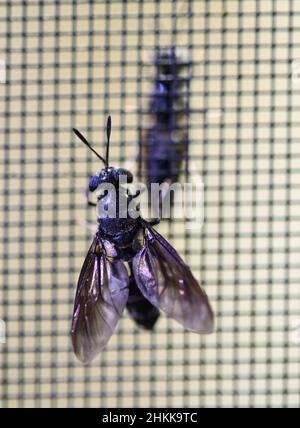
[{"x1": 126, "y1": 275, "x2": 160, "y2": 330}]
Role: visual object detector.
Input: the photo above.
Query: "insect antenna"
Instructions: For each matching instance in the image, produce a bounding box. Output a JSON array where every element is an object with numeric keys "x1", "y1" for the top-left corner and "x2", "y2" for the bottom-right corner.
[
  {"x1": 105, "y1": 115, "x2": 111, "y2": 168},
  {"x1": 73, "y1": 128, "x2": 106, "y2": 165}
]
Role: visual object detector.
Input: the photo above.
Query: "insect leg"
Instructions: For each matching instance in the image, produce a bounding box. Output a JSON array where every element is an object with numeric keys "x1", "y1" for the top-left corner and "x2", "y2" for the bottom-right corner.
[
  {"x1": 149, "y1": 218, "x2": 160, "y2": 226},
  {"x1": 83, "y1": 188, "x2": 97, "y2": 207}
]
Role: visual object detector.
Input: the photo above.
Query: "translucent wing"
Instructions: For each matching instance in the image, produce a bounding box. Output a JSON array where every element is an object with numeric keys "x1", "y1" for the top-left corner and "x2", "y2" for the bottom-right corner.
[
  {"x1": 132, "y1": 222, "x2": 214, "y2": 333},
  {"x1": 71, "y1": 236, "x2": 129, "y2": 363}
]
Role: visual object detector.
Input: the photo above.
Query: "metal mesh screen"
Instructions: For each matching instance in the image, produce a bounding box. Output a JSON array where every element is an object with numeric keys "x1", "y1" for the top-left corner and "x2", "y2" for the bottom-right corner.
[{"x1": 0, "y1": 0, "x2": 299, "y2": 408}]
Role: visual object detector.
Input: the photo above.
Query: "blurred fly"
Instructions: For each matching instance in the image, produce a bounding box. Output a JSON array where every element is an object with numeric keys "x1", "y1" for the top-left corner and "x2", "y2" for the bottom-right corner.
[
  {"x1": 71, "y1": 116, "x2": 213, "y2": 364},
  {"x1": 138, "y1": 48, "x2": 191, "y2": 197}
]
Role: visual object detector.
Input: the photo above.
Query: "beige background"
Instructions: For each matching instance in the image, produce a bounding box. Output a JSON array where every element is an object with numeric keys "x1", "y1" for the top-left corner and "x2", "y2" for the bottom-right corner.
[{"x1": 0, "y1": 0, "x2": 299, "y2": 407}]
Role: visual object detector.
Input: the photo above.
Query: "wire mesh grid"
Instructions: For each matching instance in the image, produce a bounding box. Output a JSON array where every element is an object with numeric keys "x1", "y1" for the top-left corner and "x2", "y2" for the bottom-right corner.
[{"x1": 0, "y1": 0, "x2": 299, "y2": 408}]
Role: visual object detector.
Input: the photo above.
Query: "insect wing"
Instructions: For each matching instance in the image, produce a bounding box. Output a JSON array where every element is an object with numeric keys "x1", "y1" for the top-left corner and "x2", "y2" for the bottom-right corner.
[
  {"x1": 132, "y1": 223, "x2": 214, "y2": 333},
  {"x1": 71, "y1": 237, "x2": 129, "y2": 363}
]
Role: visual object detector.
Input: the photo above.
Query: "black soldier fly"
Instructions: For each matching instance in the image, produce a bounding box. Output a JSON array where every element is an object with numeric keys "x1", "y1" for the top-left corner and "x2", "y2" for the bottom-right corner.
[
  {"x1": 71, "y1": 116, "x2": 213, "y2": 364},
  {"x1": 138, "y1": 48, "x2": 191, "y2": 193}
]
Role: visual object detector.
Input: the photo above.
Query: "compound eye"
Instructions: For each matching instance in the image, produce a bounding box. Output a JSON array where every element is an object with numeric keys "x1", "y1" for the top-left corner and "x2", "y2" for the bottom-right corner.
[{"x1": 89, "y1": 175, "x2": 100, "y2": 192}]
